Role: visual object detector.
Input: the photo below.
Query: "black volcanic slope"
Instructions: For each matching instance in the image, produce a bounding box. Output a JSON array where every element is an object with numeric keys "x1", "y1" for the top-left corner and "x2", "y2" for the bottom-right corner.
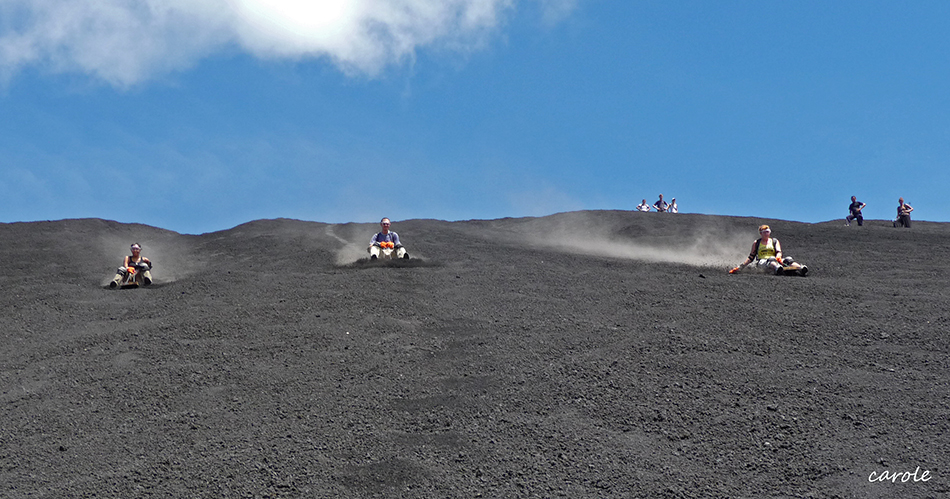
[{"x1": 2, "y1": 212, "x2": 948, "y2": 498}]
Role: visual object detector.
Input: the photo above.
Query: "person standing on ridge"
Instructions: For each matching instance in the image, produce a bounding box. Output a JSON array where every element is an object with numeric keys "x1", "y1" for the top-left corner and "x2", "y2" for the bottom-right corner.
[
  {"x1": 636, "y1": 199, "x2": 651, "y2": 212},
  {"x1": 894, "y1": 198, "x2": 913, "y2": 228},
  {"x1": 846, "y1": 196, "x2": 866, "y2": 226},
  {"x1": 653, "y1": 194, "x2": 668, "y2": 213}
]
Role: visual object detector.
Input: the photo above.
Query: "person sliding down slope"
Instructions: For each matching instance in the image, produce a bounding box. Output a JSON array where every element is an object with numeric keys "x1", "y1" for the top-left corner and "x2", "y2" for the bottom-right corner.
[
  {"x1": 368, "y1": 217, "x2": 410, "y2": 260},
  {"x1": 730, "y1": 225, "x2": 808, "y2": 276},
  {"x1": 110, "y1": 243, "x2": 153, "y2": 288}
]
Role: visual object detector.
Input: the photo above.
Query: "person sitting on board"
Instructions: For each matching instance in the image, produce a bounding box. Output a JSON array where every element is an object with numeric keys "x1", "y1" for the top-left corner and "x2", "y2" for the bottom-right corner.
[
  {"x1": 369, "y1": 218, "x2": 409, "y2": 260},
  {"x1": 730, "y1": 225, "x2": 807, "y2": 276},
  {"x1": 110, "y1": 243, "x2": 153, "y2": 287}
]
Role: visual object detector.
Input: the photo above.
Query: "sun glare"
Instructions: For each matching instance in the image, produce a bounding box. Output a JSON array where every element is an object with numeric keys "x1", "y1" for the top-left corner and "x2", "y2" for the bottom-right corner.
[{"x1": 234, "y1": 0, "x2": 358, "y2": 44}]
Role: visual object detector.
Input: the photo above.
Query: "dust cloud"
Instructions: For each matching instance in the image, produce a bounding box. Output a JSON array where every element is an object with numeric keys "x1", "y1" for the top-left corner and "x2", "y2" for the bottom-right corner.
[
  {"x1": 334, "y1": 242, "x2": 369, "y2": 266},
  {"x1": 504, "y1": 215, "x2": 751, "y2": 269},
  {"x1": 326, "y1": 224, "x2": 371, "y2": 265},
  {"x1": 542, "y1": 233, "x2": 749, "y2": 268}
]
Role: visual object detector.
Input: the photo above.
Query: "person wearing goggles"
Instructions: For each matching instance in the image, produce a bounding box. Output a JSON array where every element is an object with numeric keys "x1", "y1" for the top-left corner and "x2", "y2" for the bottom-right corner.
[{"x1": 731, "y1": 225, "x2": 807, "y2": 276}]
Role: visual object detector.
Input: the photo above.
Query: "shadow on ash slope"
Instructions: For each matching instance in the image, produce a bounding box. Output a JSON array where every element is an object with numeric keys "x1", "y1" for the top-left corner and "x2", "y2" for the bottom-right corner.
[{"x1": 511, "y1": 222, "x2": 749, "y2": 268}]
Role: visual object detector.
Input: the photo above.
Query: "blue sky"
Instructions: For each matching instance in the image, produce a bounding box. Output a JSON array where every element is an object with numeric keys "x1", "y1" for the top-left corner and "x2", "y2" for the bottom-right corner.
[{"x1": 2, "y1": 0, "x2": 948, "y2": 234}]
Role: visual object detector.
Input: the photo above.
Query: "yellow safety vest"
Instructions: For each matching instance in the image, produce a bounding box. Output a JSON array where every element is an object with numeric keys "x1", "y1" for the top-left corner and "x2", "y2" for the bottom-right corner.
[{"x1": 754, "y1": 238, "x2": 777, "y2": 260}]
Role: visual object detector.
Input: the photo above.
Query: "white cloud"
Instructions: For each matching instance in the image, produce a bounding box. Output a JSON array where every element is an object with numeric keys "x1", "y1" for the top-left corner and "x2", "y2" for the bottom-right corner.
[
  {"x1": 0, "y1": 0, "x2": 534, "y2": 86},
  {"x1": 229, "y1": 0, "x2": 511, "y2": 73},
  {"x1": 0, "y1": 0, "x2": 230, "y2": 85},
  {"x1": 534, "y1": 0, "x2": 577, "y2": 26}
]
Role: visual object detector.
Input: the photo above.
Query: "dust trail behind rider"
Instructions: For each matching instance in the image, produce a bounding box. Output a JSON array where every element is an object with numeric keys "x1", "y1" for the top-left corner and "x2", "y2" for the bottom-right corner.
[{"x1": 368, "y1": 218, "x2": 410, "y2": 260}]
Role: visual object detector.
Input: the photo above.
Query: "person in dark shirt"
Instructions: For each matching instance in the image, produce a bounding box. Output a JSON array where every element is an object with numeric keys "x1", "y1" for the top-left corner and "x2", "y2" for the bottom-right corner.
[
  {"x1": 110, "y1": 243, "x2": 153, "y2": 287},
  {"x1": 846, "y1": 196, "x2": 866, "y2": 226},
  {"x1": 894, "y1": 198, "x2": 913, "y2": 228}
]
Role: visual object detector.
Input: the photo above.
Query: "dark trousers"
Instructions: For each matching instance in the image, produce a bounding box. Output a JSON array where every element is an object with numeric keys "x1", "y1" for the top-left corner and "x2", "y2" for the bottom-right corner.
[
  {"x1": 894, "y1": 215, "x2": 911, "y2": 228},
  {"x1": 847, "y1": 213, "x2": 863, "y2": 226}
]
